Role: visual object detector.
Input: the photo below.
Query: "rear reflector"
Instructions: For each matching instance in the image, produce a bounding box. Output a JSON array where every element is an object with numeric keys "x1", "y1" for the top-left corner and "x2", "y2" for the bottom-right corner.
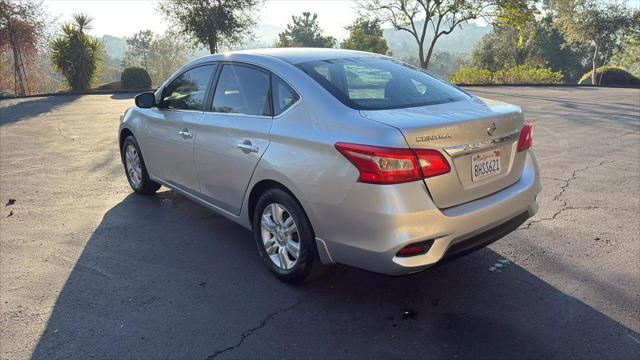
[
  {"x1": 396, "y1": 240, "x2": 434, "y2": 257},
  {"x1": 335, "y1": 143, "x2": 450, "y2": 185},
  {"x1": 517, "y1": 121, "x2": 533, "y2": 152}
]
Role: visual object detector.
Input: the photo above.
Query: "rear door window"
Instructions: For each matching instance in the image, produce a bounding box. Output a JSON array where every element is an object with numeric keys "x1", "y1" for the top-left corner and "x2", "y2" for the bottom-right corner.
[
  {"x1": 272, "y1": 76, "x2": 299, "y2": 115},
  {"x1": 211, "y1": 64, "x2": 271, "y2": 116}
]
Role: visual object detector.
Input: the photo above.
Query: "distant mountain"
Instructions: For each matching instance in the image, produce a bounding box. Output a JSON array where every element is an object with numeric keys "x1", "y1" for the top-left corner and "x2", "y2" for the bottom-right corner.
[
  {"x1": 101, "y1": 35, "x2": 127, "y2": 60},
  {"x1": 383, "y1": 21, "x2": 491, "y2": 57},
  {"x1": 243, "y1": 24, "x2": 285, "y2": 48},
  {"x1": 99, "y1": 21, "x2": 490, "y2": 63},
  {"x1": 238, "y1": 21, "x2": 490, "y2": 55}
]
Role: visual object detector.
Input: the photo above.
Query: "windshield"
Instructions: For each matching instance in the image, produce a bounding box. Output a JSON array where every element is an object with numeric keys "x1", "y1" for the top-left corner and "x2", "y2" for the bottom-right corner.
[{"x1": 298, "y1": 57, "x2": 470, "y2": 110}]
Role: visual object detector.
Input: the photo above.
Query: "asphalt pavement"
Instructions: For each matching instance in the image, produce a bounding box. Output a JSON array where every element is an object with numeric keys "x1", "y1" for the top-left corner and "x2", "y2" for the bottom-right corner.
[{"x1": 1, "y1": 87, "x2": 639, "y2": 359}]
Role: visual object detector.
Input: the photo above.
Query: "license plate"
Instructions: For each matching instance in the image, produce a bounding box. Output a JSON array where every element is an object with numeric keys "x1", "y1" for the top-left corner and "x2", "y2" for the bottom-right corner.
[{"x1": 471, "y1": 149, "x2": 502, "y2": 182}]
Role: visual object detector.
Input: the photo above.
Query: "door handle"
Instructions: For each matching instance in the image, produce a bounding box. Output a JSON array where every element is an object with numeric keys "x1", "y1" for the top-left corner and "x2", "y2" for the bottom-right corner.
[
  {"x1": 178, "y1": 129, "x2": 193, "y2": 139},
  {"x1": 237, "y1": 141, "x2": 259, "y2": 154}
]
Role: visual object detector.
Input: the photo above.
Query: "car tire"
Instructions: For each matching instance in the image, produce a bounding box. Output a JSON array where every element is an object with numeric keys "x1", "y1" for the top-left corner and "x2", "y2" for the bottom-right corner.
[
  {"x1": 253, "y1": 188, "x2": 323, "y2": 283},
  {"x1": 122, "y1": 135, "x2": 161, "y2": 195}
]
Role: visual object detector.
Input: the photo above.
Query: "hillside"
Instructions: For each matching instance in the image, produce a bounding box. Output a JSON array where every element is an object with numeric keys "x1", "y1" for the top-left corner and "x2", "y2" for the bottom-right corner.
[
  {"x1": 101, "y1": 35, "x2": 126, "y2": 60},
  {"x1": 100, "y1": 21, "x2": 489, "y2": 61},
  {"x1": 383, "y1": 21, "x2": 491, "y2": 58}
]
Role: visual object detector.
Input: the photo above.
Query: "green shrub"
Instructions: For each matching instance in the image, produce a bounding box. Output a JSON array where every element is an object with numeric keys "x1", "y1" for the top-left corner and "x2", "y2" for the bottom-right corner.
[
  {"x1": 578, "y1": 66, "x2": 640, "y2": 86},
  {"x1": 121, "y1": 67, "x2": 152, "y2": 89},
  {"x1": 450, "y1": 68, "x2": 494, "y2": 85},
  {"x1": 494, "y1": 65, "x2": 564, "y2": 84},
  {"x1": 451, "y1": 65, "x2": 563, "y2": 85}
]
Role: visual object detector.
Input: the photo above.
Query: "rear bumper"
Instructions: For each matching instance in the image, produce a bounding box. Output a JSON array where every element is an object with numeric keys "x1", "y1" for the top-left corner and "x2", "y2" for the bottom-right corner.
[
  {"x1": 310, "y1": 151, "x2": 541, "y2": 275},
  {"x1": 441, "y1": 211, "x2": 529, "y2": 262}
]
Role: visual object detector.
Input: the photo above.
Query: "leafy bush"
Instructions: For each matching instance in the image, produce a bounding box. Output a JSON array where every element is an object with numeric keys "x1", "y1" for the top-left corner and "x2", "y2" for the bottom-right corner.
[
  {"x1": 450, "y1": 68, "x2": 494, "y2": 84},
  {"x1": 121, "y1": 67, "x2": 152, "y2": 89},
  {"x1": 450, "y1": 66, "x2": 563, "y2": 85},
  {"x1": 578, "y1": 66, "x2": 640, "y2": 86},
  {"x1": 494, "y1": 65, "x2": 564, "y2": 84}
]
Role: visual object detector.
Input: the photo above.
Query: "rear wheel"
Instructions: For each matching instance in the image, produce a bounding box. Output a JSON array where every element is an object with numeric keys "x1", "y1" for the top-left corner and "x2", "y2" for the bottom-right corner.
[
  {"x1": 253, "y1": 188, "x2": 321, "y2": 283},
  {"x1": 122, "y1": 136, "x2": 160, "y2": 195}
]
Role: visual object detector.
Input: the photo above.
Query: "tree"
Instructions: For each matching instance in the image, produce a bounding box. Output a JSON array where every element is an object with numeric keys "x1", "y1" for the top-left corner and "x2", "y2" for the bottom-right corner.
[
  {"x1": 341, "y1": 17, "x2": 389, "y2": 54},
  {"x1": 50, "y1": 14, "x2": 102, "y2": 91},
  {"x1": 472, "y1": 26, "x2": 527, "y2": 72},
  {"x1": 276, "y1": 12, "x2": 336, "y2": 48},
  {"x1": 0, "y1": 0, "x2": 46, "y2": 96},
  {"x1": 495, "y1": 0, "x2": 537, "y2": 46},
  {"x1": 471, "y1": 15, "x2": 590, "y2": 83},
  {"x1": 531, "y1": 15, "x2": 590, "y2": 83},
  {"x1": 148, "y1": 32, "x2": 191, "y2": 85},
  {"x1": 120, "y1": 30, "x2": 192, "y2": 86},
  {"x1": 611, "y1": 32, "x2": 640, "y2": 77},
  {"x1": 124, "y1": 30, "x2": 153, "y2": 70},
  {"x1": 159, "y1": 0, "x2": 259, "y2": 54},
  {"x1": 551, "y1": 0, "x2": 637, "y2": 85},
  {"x1": 360, "y1": 0, "x2": 495, "y2": 69}
]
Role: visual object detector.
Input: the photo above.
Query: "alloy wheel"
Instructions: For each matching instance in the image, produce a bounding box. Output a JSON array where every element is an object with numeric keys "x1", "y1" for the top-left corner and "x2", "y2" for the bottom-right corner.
[
  {"x1": 260, "y1": 203, "x2": 300, "y2": 270},
  {"x1": 125, "y1": 144, "x2": 142, "y2": 189}
]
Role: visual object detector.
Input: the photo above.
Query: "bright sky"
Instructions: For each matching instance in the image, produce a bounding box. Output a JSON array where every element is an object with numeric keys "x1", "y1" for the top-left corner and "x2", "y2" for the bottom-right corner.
[
  {"x1": 44, "y1": 0, "x2": 359, "y2": 39},
  {"x1": 42, "y1": 0, "x2": 640, "y2": 40}
]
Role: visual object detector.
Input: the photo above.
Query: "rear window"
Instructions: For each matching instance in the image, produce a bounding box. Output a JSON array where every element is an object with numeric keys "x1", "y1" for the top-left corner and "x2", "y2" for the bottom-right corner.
[{"x1": 298, "y1": 57, "x2": 469, "y2": 110}]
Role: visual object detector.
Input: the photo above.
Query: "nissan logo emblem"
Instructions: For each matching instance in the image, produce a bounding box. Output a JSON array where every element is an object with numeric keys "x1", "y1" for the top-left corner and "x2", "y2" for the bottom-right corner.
[{"x1": 487, "y1": 122, "x2": 497, "y2": 136}]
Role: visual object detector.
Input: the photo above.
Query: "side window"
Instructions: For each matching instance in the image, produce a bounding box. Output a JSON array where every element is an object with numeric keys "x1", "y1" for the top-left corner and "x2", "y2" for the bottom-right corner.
[
  {"x1": 162, "y1": 64, "x2": 216, "y2": 111},
  {"x1": 212, "y1": 64, "x2": 271, "y2": 116},
  {"x1": 313, "y1": 64, "x2": 331, "y2": 81},
  {"x1": 273, "y1": 76, "x2": 299, "y2": 115}
]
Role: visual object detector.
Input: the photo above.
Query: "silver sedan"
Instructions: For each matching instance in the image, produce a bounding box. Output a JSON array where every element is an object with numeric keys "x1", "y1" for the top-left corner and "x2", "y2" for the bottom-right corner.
[{"x1": 119, "y1": 48, "x2": 541, "y2": 283}]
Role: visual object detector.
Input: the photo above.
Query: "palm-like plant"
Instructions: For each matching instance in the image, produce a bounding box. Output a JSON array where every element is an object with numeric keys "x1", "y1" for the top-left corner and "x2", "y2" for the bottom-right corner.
[{"x1": 50, "y1": 13, "x2": 102, "y2": 91}]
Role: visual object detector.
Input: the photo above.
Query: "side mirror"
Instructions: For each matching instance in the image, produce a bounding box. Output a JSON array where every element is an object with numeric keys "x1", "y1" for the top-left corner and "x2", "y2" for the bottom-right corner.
[{"x1": 135, "y1": 91, "x2": 156, "y2": 108}]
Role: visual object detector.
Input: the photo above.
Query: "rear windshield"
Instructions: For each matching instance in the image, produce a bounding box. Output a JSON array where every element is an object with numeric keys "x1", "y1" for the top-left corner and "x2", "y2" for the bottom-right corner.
[{"x1": 298, "y1": 57, "x2": 469, "y2": 110}]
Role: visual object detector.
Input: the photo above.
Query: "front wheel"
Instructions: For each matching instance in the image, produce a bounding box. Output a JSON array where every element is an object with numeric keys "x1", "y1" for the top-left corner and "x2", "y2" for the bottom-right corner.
[
  {"x1": 122, "y1": 136, "x2": 160, "y2": 195},
  {"x1": 253, "y1": 188, "x2": 321, "y2": 283}
]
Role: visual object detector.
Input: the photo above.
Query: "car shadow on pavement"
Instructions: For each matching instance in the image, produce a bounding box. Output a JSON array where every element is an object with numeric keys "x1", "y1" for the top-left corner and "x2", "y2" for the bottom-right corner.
[
  {"x1": 110, "y1": 93, "x2": 138, "y2": 100},
  {"x1": 31, "y1": 191, "x2": 640, "y2": 359},
  {"x1": 0, "y1": 95, "x2": 80, "y2": 126}
]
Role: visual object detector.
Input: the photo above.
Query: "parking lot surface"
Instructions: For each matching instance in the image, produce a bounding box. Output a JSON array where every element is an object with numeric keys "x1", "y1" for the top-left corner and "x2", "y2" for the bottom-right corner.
[{"x1": 1, "y1": 87, "x2": 639, "y2": 359}]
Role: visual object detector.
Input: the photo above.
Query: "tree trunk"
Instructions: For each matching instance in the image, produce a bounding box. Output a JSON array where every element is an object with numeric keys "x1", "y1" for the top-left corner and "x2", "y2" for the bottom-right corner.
[
  {"x1": 16, "y1": 43, "x2": 29, "y2": 95},
  {"x1": 418, "y1": 42, "x2": 425, "y2": 69},
  {"x1": 11, "y1": 42, "x2": 26, "y2": 96},
  {"x1": 599, "y1": 45, "x2": 611, "y2": 85},
  {"x1": 591, "y1": 43, "x2": 599, "y2": 85},
  {"x1": 208, "y1": 33, "x2": 218, "y2": 54},
  {"x1": 424, "y1": 37, "x2": 439, "y2": 70}
]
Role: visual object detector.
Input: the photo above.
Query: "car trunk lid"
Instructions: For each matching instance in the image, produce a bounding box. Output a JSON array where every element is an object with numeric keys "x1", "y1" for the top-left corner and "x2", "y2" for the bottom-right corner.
[{"x1": 360, "y1": 97, "x2": 528, "y2": 208}]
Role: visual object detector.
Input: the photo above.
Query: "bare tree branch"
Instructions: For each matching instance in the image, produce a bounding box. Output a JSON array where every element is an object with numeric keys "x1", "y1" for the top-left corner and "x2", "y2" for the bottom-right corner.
[{"x1": 359, "y1": 0, "x2": 495, "y2": 68}]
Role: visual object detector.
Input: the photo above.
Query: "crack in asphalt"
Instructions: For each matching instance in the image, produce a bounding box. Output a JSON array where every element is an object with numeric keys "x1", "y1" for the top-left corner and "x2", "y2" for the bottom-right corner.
[
  {"x1": 205, "y1": 296, "x2": 306, "y2": 359},
  {"x1": 518, "y1": 160, "x2": 617, "y2": 230},
  {"x1": 205, "y1": 267, "x2": 351, "y2": 359},
  {"x1": 564, "y1": 205, "x2": 636, "y2": 213},
  {"x1": 57, "y1": 120, "x2": 68, "y2": 139}
]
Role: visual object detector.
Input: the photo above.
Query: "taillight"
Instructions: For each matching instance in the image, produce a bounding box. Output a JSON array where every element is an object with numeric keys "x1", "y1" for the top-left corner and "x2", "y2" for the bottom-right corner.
[
  {"x1": 414, "y1": 149, "x2": 451, "y2": 178},
  {"x1": 517, "y1": 121, "x2": 533, "y2": 152},
  {"x1": 335, "y1": 143, "x2": 421, "y2": 184},
  {"x1": 335, "y1": 143, "x2": 450, "y2": 185}
]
